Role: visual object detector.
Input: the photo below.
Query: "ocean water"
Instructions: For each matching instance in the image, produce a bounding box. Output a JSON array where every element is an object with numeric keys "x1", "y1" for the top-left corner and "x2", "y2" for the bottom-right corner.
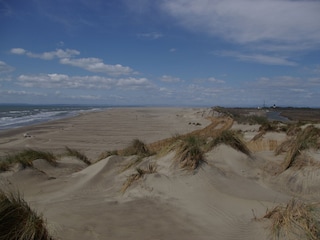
[{"x1": 0, "y1": 105, "x2": 107, "y2": 131}]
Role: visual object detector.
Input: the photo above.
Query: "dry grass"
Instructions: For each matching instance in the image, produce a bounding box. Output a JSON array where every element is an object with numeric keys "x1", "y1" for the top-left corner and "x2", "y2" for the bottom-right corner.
[
  {"x1": 208, "y1": 130, "x2": 251, "y2": 156},
  {"x1": 121, "y1": 139, "x2": 152, "y2": 157},
  {"x1": 262, "y1": 199, "x2": 320, "y2": 240},
  {"x1": 121, "y1": 163, "x2": 157, "y2": 193},
  {"x1": 65, "y1": 147, "x2": 91, "y2": 165},
  {"x1": 120, "y1": 156, "x2": 144, "y2": 173},
  {"x1": 0, "y1": 149, "x2": 57, "y2": 171},
  {"x1": 281, "y1": 125, "x2": 320, "y2": 171},
  {"x1": 174, "y1": 136, "x2": 206, "y2": 171},
  {"x1": 97, "y1": 150, "x2": 118, "y2": 161},
  {"x1": 0, "y1": 189, "x2": 54, "y2": 240}
]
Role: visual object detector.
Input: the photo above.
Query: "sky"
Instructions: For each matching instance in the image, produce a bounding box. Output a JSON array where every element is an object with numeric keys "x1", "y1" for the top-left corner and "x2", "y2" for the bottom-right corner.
[{"x1": 1, "y1": 0, "x2": 320, "y2": 107}]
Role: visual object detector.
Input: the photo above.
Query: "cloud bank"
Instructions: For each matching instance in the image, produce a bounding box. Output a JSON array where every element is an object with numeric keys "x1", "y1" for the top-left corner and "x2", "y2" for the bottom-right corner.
[{"x1": 161, "y1": 0, "x2": 320, "y2": 51}]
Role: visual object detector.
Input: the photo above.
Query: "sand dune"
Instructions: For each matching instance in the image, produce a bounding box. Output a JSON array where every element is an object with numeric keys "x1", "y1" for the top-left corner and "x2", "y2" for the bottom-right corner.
[{"x1": 1, "y1": 107, "x2": 320, "y2": 239}]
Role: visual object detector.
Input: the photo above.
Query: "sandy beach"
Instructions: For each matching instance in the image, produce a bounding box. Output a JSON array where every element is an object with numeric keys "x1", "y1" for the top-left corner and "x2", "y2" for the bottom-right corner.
[{"x1": 1, "y1": 107, "x2": 320, "y2": 239}]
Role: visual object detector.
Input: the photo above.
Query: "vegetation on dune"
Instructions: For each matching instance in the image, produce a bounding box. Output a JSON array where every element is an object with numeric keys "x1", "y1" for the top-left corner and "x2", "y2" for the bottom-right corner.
[
  {"x1": 280, "y1": 125, "x2": 320, "y2": 171},
  {"x1": 0, "y1": 149, "x2": 57, "y2": 171},
  {"x1": 97, "y1": 150, "x2": 118, "y2": 161},
  {"x1": 122, "y1": 139, "x2": 152, "y2": 157},
  {"x1": 208, "y1": 130, "x2": 251, "y2": 156},
  {"x1": 0, "y1": 189, "x2": 54, "y2": 240},
  {"x1": 262, "y1": 199, "x2": 320, "y2": 240},
  {"x1": 122, "y1": 163, "x2": 157, "y2": 193},
  {"x1": 65, "y1": 147, "x2": 91, "y2": 165},
  {"x1": 174, "y1": 136, "x2": 206, "y2": 171}
]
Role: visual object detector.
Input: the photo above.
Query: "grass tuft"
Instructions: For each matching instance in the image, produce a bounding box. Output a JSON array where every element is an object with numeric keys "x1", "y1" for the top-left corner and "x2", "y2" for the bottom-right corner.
[
  {"x1": 281, "y1": 125, "x2": 320, "y2": 171},
  {"x1": 0, "y1": 189, "x2": 54, "y2": 240},
  {"x1": 97, "y1": 150, "x2": 118, "y2": 161},
  {"x1": 174, "y1": 136, "x2": 206, "y2": 171},
  {"x1": 121, "y1": 163, "x2": 157, "y2": 193},
  {"x1": 0, "y1": 149, "x2": 57, "y2": 171},
  {"x1": 208, "y1": 130, "x2": 251, "y2": 156},
  {"x1": 262, "y1": 199, "x2": 320, "y2": 240},
  {"x1": 122, "y1": 139, "x2": 152, "y2": 157},
  {"x1": 65, "y1": 147, "x2": 91, "y2": 165}
]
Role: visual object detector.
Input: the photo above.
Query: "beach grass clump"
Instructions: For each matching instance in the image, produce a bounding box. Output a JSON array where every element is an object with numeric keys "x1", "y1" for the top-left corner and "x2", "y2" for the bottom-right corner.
[
  {"x1": 262, "y1": 199, "x2": 320, "y2": 240},
  {"x1": 174, "y1": 136, "x2": 206, "y2": 171},
  {"x1": 122, "y1": 139, "x2": 152, "y2": 157},
  {"x1": 0, "y1": 189, "x2": 54, "y2": 240},
  {"x1": 98, "y1": 150, "x2": 118, "y2": 160},
  {"x1": 208, "y1": 130, "x2": 251, "y2": 156},
  {"x1": 65, "y1": 146, "x2": 91, "y2": 165},
  {"x1": 281, "y1": 125, "x2": 320, "y2": 171},
  {"x1": 234, "y1": 115, "x2": 269, "y2": 126},
  {"x1": 121, "y1": 163, "x2": 157, "y2": 193},
  {"x1": 0, "y1": 149, "x2": 57, "y2": 171},
  {"x1": 120, "y1": 156, "x2": 145, "y2": 173}
]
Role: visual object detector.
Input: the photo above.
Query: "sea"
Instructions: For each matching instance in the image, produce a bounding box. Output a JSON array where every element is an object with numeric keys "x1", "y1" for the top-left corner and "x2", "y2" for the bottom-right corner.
[{"x1": 0, "y1": 104, "x2": 108, "y2": 131}]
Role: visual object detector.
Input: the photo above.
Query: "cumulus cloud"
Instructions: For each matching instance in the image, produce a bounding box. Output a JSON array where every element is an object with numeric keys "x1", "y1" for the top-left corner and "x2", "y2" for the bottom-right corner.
[
  {"x1": 116, "y1": 77, "x2": 152, "y2": 88},
  {"x1": 207, "y1": 77, "x2": 225, "y2": 84},
  {"x1": 11, "y1": 48, "x2": 80, "y2": 60},
  {"x1": 216, "y1": 51, "x2": 297, "y2": 66},
  {"x1": 18, "y1": 74, "x2": 114, "y2": 89},
  {"x1": 160, "y1": 75, "x2": 181, "y2": 83},
  {"x1": 137, "y1": 32, "x2": 163, "y2": 39},
  {"x1": 17, "y1": 74, "x2": 152, "y2": 90},
  {"x1": 69, "y1": 94, "x2": 102, "y2": 100},
  {"x1": 161, "y1": 0, "x2": 320, "y2": 51},
  {"x1": 0, "y1": 90, "x2": 47, "y2": 97},
  {"x1": 256, "y1": 76, "x2": 302, "y2": 87},
  {"x1": 11, "y1": 47, "x2": 136, "y2": 76},
  {"x1": 60, "y1": 57, "x2": 135, "y2": 76},
  {"x1": 0, "y1": 61, "x2": 14, "y2": 73},
  {"x1": 10, "y1": 48, "x2": 26, "y2": 55}
]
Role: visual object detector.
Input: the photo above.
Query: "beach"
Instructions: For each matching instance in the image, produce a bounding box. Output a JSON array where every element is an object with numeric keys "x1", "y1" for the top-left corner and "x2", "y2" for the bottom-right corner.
[{"x1": 1, "y1": 107, "x2": 320, "y2": 240}]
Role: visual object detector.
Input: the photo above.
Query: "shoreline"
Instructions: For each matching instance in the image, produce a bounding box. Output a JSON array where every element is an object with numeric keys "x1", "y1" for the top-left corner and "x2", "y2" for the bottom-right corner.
[{"x1": 0, "y1": 107, "x2": 210, "y2": 159}]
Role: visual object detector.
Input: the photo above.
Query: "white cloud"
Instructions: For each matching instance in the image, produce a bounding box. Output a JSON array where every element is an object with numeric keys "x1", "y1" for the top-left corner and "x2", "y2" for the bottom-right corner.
[
  {"x1": 18, "y1": 74, "x2": 114, "y2": 89},
  {"x1": 0, "y1": 90, "x2": 47, "y2": 97},
  {"x1": 11, "y1": 48, "x2": 80, "y2": 60},
  {"x1": 257, "y1": 76, "x2": 302, "y2": 87},
  {"x1": 207, "y1": 77, "x2": 225, "y2": 84},
  {"x1": 17, "y1": 74, "x2": 152, "y2": 90},
  {"x1": 161, "y1": 0, "x2": 320, "y2": 51},
  {"x1": 160, "y1": 75, "x2": 181, "y2": 83},
  {"x1": 116, "y1": 77, "x2": 151, "y2": 88},
  {"x1": 60, "y1": 58, "x2": 134, "y2": 76},
  {"x1": 11, "y1": 47, "x2": 136, "y2": 76},
  {"x1": 69, "y1": 94, "x2": 102, "y2": 100},
  {"x1": 28, "y1": 49, "x2": 80, "y2": 60},
  {"x1": 216, "y1": 51, "x2": 297, "y2": 66},
  {"x1": 0, "y1": 61, "x2": 14, "y2": 73},
  {"x1": 10, "y1": 48, "x2": 26, "y2": 55},
  {"x1": 138, "y1": 32, "x2": 163, "y2": 39}
]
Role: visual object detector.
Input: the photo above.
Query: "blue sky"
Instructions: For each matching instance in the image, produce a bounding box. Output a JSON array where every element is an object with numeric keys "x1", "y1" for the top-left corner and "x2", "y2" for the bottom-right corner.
[{"x1": 1, "y1": 0, "x2": 320, "y2": 107}]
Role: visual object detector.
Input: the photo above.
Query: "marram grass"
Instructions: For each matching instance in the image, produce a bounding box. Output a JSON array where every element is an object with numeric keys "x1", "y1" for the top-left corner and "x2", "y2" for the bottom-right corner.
[
  {"x1": 65, "y1": 146, "x2": 91, "y2": 165},
  {"x1": 0, "y1": 149, "x2": 57, "y2": 171},
  {"x1": 0, "y1": 189, "x2": 54, "y2": 240},
  {"x1": 262, "y1": 199, "x2": 320, "y2": 240}
]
